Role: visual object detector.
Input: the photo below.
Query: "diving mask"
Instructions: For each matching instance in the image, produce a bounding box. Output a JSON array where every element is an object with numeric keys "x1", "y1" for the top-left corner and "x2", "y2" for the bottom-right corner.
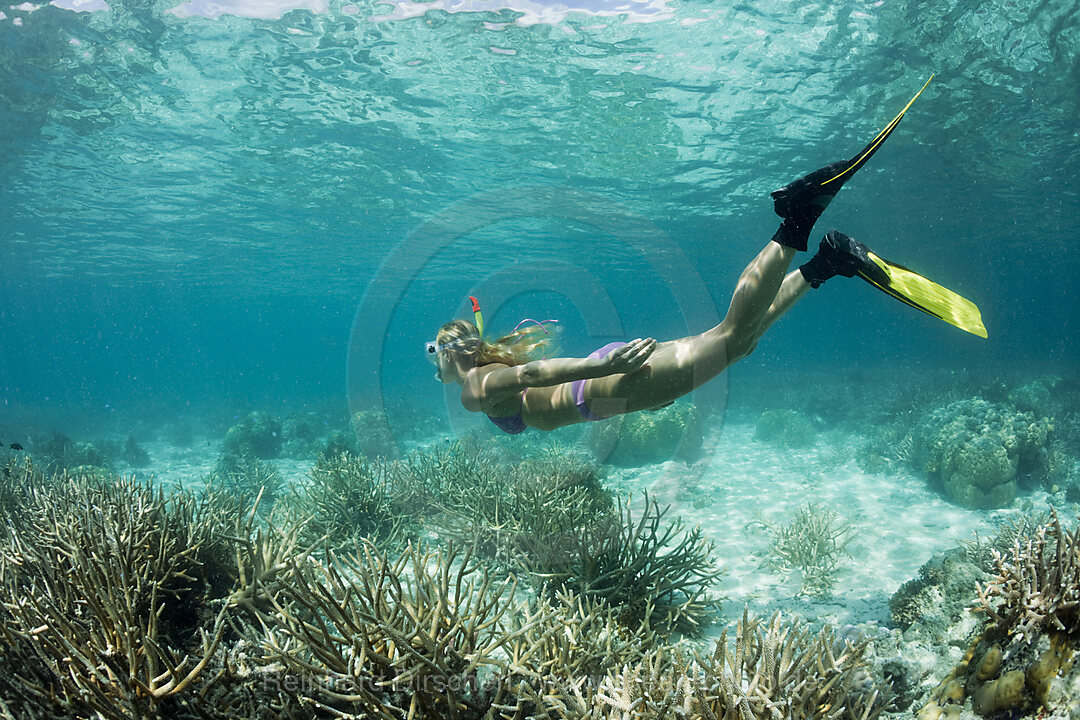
[{"x1": 424, "y1": 338, "x2": 472, "y2": 364}]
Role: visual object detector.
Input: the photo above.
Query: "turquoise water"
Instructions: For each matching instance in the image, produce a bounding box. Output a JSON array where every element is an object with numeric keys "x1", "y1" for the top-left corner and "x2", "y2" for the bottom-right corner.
[
  {"x1": 3, "y1": 4, "x2": 1080, "y2": 716},
  {"x1": 1, "y1": 0, "x2": 1078, "y2": 436}
]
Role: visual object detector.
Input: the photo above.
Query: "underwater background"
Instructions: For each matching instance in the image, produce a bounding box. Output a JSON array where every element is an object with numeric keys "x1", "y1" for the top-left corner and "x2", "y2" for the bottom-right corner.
[
  {"x1": 1, "y1": 0, "x2": 1078, "y2": 433},
  {"x1": 2, "y1": 0, "x2": 1080, "y2": 718}
]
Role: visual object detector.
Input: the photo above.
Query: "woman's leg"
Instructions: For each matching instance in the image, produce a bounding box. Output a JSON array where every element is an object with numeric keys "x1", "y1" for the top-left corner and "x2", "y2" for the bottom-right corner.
[
  {"x1": 746, "y1": 266, "x2": 812, "y2": 343},
  {"x1": 585, "y1": 239, "x2": 802, "y2": 417},
  {"x1": 582, "y1": 98, "x2": 919, "y2": 419}
]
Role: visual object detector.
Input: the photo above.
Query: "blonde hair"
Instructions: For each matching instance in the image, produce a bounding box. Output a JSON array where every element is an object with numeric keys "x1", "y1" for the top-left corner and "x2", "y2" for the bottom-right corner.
[{"x1": 436, "y1": 319, "x2": 558, "y2": 367}]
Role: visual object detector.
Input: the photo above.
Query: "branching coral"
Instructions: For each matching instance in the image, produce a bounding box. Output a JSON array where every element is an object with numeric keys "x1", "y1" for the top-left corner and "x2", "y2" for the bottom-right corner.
[
  {"x1": 499, "y1": 587, "x2": 660, "y2": 716},
  {"x1": 0, "y1": 473, "x2": 232, "y2": 718},
  {"x1": 975, "y1": 510, "x2": 1080, "y2": 644},
  {"x1": 530, "y1": 610, "x2": 892, "y2": 719},
  {"x1": 0, "y1": 464, "x2": 321, "y2": 720},
  {"x1": 213, "y1": 451, "x2": 283, "y2": 506},
  {"x1": 753, "y1": 501, "x2": 855, "y2": 597},
  {"x1": 522, "y1": 492, "x2": 723, "y2": 635},
  {"x1": 0, "y1": 456, "x2": 899, "y2": 720},
  {"x1": 252, "y1": 541, "x2": 526, "y2": 718},
  {"x1": 293, "y1": 452, "x2": 412, "y2": 549},
  {"x1": 449, "y1": 453, "x2": 612, "y2": 569},
  {"x1": 959, "y1": 511, "x2": 1051, "y2": 572},
  {"x1": 394, "y1": 438, "x2": 506, "y2": 519},
  {"x1": 395, "y1": 440, "x2": 612, "y2": 571}
]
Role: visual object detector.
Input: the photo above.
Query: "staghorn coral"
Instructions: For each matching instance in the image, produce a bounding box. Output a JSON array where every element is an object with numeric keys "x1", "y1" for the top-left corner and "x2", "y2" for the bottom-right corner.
[
  {"x1": 393, "y1": 440, "x2": 612, "y2": 566},
  {"x1": 958, "y1": 510, "x2": 1052, "y2": 573},
  {"x1": 0, "y1": 463, "x2": 321, "y2": 720},
  {"x1": 498, "y1": 587, "x2": 660, "y2": 717},
  {"x1": 539, "y1": 609, "x2": 892, "y2": 720},
  {"x1": 521, "y1": 491, "x2": 723, "y2": 635},
  {"x1": 912, "y1": 511, "x2": 1080, "y2": 718},
  {"x1": 252, "y1": 541, "x2": 525, "y2": 719},
  {"x1": 975, "y1": 510, "x2": 1080, "y2": 644},
  {"x1": 0, "y1": 450, "x2": 903, "y2": 720},
  {"x1": 0, "y1": 472, "x2": 233, "y2": 719},
  {"x1": 754, "y1": 501, "x2": 856, "y2": 597},
  {"x1": 213, "y1": 450, "x2": 284, "y2": 506},
  {"x1": 394, "y1": 438, "x2": 506, "y2": 518},
  {"x1": 293, "y1": 451, "x2": 413, "y2": 549},
  {"x1": 439, "y1": 448, "x2": 612, "y2": 569}
]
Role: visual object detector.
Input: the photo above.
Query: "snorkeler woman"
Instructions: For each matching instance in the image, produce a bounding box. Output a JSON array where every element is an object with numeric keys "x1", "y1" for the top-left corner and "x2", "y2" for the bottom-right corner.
[{"x1": 426, "y1": 79, "x2": 986, "y2": 435}]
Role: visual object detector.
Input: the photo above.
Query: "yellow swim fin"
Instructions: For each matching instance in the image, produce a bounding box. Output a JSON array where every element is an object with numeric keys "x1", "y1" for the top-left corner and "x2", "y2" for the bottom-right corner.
[
  {"x1": 861, "y1": 252, "x2": 988, "y2": 338},
  {"x1": 802, "y1": 230, "x2": 988, "y2": 339}
]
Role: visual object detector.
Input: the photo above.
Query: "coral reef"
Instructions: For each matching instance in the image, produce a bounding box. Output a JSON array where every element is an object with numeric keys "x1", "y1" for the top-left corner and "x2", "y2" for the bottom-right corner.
[
  {"x1": 213, "y1": 451, "x2": 283, "y2": 505},
  {"x1": 500, "y1": 587, "x2": 661, "y2": 715},
  {"x1": 0, "y1": 455, "x2": 903, "y2": 720},
  {"x1": 912, "y1": 398, "x2": 1054, "y2": 509},
  {"x1": 975, "y1": 510, "x2": 1079, "y2": 643},
  {"x1": 753, "y1": 501, "x2": 856, "y2": 597},
  {"x1": 222, "y1": 411, "x2": 283, "y2": 459},
  {"x1": 549, "y1": 610, "x2": 892, "y2": 719},
  {"x1": 293, "y1": 451, "x2": 412, "y2": 548},
  {"x1": 754, "y1": 408, "x2": 817, "y2": 448},
  {"x1": 393, "y1": 438, "x2": 509, "y2": 520},
  {"x1": 520, "y1": 492, "x2": 723, "y2": 635},
  {"x1": 587, "y1": 401, "x2": 702, "y2": 466},
  {"x1": 0, "y1": 466, "x2": 238, "y2": 718},
  {"x1": 435, "y1": 444, "x2": 613, "y2": 568},
  {"x1": 908, "y1": 511, "x2": 1080, "y2": 720},
  {"x1": 889, "y1": 547, "x2": 988, "y2": 639},
  {"x1": 254, "y1": 541, "x2": 522, "y2": 718}
]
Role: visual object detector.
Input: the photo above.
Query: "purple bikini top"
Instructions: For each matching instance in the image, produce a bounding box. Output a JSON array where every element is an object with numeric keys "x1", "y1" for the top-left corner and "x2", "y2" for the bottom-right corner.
[{"x1": 481, "y1": 320, "x2": 557, "y2": 436}]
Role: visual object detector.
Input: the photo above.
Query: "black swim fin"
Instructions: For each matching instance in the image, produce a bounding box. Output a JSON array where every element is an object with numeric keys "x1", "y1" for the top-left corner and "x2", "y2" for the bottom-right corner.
[
  {"x1": 771, "y1": 76, "x2": 935, "y2": 251},
  {"x1": 801, "y1": 230, "x2": 987, "y2": 339}
]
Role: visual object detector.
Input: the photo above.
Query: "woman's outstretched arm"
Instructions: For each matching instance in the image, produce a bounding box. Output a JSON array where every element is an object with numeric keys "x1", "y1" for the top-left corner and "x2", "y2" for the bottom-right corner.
[{"x1": 471, "y1": 338, "x2": 656, "y2": 398}]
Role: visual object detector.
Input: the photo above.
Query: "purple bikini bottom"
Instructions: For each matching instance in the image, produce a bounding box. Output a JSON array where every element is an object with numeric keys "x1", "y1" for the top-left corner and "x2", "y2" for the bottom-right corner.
[{"x1": 571, "y1": 342, "x2": 626, "y2": 421}]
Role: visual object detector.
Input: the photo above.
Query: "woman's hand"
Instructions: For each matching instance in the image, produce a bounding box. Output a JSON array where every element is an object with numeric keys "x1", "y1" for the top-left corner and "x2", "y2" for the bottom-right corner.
[{"x1": 605, "y1": 338, "x2": 657, "y2": 374}]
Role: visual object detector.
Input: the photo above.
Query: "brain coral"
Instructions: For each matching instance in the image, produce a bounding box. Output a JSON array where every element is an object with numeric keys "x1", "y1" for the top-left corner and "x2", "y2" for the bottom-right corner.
[{"x1": 913, "y1": 399, "x2": 1052, "y2": 509}]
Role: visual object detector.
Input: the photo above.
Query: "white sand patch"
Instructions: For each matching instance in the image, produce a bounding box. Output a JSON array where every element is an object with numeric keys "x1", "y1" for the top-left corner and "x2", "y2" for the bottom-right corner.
[{"x1": 604, "y1": 423, "x2": 1013, "y2": 635}]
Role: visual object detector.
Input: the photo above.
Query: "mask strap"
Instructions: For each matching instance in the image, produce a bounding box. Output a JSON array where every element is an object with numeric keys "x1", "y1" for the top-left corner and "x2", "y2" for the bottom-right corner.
[{"x1": 512, "y1": 318, "x2": 559, "y2": 333}]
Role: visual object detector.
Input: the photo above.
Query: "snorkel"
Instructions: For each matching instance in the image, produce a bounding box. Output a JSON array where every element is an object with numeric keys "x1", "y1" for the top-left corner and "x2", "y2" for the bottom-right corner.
[{"x1": 469, "y1": 295, "x2": 484, "y2": 339}]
